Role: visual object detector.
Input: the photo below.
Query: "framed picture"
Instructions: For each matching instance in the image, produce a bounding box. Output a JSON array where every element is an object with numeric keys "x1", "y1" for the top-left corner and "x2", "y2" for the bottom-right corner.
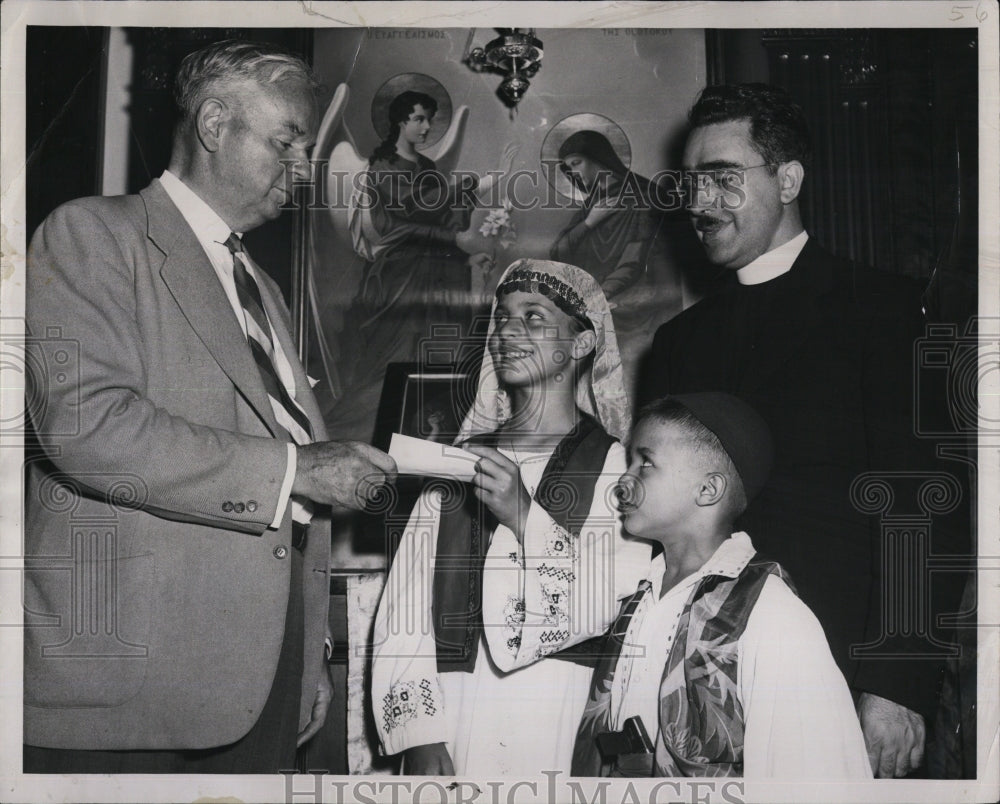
[{"x1": 371, "y1": 364, "x2": 475, "y2": 452}]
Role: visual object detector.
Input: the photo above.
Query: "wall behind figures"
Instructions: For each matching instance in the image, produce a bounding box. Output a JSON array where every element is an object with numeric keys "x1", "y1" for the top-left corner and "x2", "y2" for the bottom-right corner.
[{"x1": 26, "y1": 26, "x2": 106, "y2": 241}]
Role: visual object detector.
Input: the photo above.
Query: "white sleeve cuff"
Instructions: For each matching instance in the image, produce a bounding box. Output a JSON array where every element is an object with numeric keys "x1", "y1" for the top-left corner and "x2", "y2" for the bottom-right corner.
[{"x1": 269, "y1": 442, "x2": 297, "y2": 529}]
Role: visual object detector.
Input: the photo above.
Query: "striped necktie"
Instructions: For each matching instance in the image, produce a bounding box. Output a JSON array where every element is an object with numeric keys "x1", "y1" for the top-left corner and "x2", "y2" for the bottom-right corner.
[{"x1": 225, "y1": 233, "x2": 313, "y2": 445}]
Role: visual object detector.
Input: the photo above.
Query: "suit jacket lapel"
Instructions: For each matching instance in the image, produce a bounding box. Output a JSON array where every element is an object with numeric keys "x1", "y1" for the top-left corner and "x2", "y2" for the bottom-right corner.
[{"x1": 141, "y1": 181, "x2": 280, "y2": 438}]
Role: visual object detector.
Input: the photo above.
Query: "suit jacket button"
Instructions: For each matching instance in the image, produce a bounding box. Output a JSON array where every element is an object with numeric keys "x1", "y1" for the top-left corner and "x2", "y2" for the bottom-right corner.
[
  {"x1": 273, "y1": 545, "x2": 289, "y2": 560},
  {"x1": 234, "y1": 502, "x2": 246, "y2": 513},
  {"x1": 222, "y1": 501, "x2": 234, "y2": 513},
  {"x1": 247, "y1": 500, "x2": 258, "y2": 513}
]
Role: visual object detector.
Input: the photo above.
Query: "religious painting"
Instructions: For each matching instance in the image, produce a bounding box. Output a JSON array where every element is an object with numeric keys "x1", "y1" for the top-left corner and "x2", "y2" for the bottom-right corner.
[{"x1": 303, "y1": 28, "x2": 711, "y2": 444}]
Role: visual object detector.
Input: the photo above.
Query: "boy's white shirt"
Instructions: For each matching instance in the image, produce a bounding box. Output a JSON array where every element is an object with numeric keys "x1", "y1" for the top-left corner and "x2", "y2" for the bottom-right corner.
[{"x1": 612, "y1": 532, "x2": 872, "y2": 779}]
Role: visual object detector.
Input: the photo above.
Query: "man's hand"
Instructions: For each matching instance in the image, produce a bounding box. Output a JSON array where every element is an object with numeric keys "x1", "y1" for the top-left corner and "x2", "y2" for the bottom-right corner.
[
  {"x1": 293, "y1": 441, "x2": 396, "y2": 511},
  {"x1": 296, "y1": 661, "x2": 334, "y2": 747},
  {"x1": 465, "y1": 445, "x2": 531, "y2": 541},
  {"x1": 403, "y1": 742, "x2": 455, "y2": 775},
  {"x1": 857, "y1": 692, "x2": 925, "y2": 777}
]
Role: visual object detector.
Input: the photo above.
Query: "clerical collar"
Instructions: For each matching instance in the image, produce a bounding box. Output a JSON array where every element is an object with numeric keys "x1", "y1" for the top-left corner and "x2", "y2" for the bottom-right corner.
[{"x1": 736, "y1": 231, "x2": 809, "y2": 285}]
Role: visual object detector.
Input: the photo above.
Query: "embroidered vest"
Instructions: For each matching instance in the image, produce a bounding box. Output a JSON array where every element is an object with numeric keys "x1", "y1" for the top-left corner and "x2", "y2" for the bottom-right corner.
[
  {"x1": 432, "y1": 415, "x2": 615, "y2": 672},
  {"x1": 571, "y1": 556, "x2": 795, "y2": 777}
]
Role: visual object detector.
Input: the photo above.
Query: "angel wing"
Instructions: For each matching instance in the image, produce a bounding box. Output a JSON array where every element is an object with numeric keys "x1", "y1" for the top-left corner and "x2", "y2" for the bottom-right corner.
[
  {"x1": 313, "y1": 85, "x2": 384, "y2": 263},
  {"x1": 315, "y1": 83, "x2": 355, "y2": 166},
  {"x1": 309, "y1": 84, "x2": 367, "y2": 398},
  {"x1": 313, "y1": 84, "x2": 365, "y2": 232}
]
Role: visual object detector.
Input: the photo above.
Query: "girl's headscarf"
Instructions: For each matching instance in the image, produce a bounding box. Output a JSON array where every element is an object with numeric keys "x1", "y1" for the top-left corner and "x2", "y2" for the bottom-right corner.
[{"x1": 456, "y1": 259, "x2": 631, "y2": 444}]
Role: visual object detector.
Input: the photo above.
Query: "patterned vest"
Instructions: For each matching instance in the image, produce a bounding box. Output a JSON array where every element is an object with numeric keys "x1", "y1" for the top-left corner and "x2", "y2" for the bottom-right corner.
[
  {"x1": 572, "y1": 556, "x2": 795, "y2": 776},
  {"x1": 432, "y1": 415, "x2": 615, "y2": 672}
]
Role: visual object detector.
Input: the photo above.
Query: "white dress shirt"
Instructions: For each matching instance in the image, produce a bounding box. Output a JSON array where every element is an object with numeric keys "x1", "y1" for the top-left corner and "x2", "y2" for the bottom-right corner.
[
  {"x1": 736, "y1": 230, "x2": 809, "y2": 285},
  {"x1": 159, "y1": 170, "x2": 298, "y2": 528}
]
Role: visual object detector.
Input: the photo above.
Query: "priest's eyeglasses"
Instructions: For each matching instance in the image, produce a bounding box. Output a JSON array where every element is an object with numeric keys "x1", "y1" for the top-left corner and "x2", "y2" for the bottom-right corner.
[{"x1": 679, "y1": 163, "x2": 779, "y2": 197}]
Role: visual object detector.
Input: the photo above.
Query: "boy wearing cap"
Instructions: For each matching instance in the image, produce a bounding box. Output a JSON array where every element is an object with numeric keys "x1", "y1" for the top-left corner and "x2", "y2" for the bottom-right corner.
[{"x1": 572, "y1": 393, "x2": 872, "y2": 779}]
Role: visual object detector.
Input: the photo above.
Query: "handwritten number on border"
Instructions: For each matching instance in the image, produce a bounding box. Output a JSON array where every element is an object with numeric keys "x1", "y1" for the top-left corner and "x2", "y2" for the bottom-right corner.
[{"x1": 950, "y1": 4, "x2": 989, "y2": 21}]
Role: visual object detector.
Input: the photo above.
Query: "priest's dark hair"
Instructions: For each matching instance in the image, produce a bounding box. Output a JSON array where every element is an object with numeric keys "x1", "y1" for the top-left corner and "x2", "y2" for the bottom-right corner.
[{"x1": 688, "y1": 83, "x2": 811, "y2": 173}]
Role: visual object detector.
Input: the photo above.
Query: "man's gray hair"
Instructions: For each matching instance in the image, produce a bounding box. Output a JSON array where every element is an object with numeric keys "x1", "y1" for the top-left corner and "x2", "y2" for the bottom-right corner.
[{"x1": 173, "y1": 39, "x2": 320, "y2": 121}]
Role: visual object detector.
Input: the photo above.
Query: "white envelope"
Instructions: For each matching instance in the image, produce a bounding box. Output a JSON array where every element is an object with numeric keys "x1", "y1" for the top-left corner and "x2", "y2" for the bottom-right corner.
[{"x1": 388, "y1": 433, "x2": 479, "y2": 482}]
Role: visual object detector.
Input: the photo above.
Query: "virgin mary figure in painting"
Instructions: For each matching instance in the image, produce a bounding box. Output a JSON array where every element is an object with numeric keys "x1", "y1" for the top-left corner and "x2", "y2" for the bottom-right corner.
[
  {"x1": 549, "y1": 126, "x2": 684, "y2": 387},
  {"x1": 325, "y1": 88, "x2": 491, "y2": 438}
]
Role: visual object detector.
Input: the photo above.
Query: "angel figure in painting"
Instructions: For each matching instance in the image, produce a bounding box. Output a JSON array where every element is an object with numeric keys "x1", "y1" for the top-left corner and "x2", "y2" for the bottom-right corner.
[{"x1": 313, "y1": 78, "x2": 516, "y2": 441}]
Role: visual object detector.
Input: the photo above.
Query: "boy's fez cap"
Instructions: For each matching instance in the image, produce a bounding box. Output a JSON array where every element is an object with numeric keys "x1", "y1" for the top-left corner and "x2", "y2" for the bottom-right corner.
[{"x1": 670, "y1": 392, "x2": 774, "y2": 501}]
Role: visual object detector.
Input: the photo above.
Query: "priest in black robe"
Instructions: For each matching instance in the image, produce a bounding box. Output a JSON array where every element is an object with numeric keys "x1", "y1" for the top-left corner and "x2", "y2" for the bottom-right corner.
[{"x1": 637, "y1": 83, "x2": 968, "y2": 779}]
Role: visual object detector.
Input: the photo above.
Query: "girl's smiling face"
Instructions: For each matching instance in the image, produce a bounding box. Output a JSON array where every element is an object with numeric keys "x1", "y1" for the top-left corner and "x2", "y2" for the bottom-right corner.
[{"x1": 489, "y1": 290, "x2": 592, "y2": 390}]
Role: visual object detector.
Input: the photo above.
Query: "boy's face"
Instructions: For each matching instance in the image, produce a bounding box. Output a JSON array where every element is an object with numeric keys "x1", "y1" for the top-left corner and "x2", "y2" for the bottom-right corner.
[
  {"x1": 489, "y1": 290, "x2": 591, "y2": 390},
  {"x1": 617, "y1": 417, "x2": 701, "y2": 539}
]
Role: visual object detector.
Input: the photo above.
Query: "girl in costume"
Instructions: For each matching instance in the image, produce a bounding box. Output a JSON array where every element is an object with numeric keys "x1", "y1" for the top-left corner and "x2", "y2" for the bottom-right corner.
[{"x1": 371, "y1": 259, "x2": 649, "y2": 776}]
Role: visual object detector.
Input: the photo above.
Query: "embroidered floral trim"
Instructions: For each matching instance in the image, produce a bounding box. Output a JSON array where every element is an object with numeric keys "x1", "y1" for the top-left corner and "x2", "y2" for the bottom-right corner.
[
  {"x1": 536, "y1": 520, "x2": 576, "y2": 617},
  {"x1": 534, "y1": 628, "x2": 572, "y2": 660},
  {"x1": 382, "y1": 679, "x2": 439, "y2": 733},
  {"x1": 544, "y1": 529, "x2": 577, "y2": 561},
  {"x1": 537, "y1": 564, "x2": 574, "y2": 583},
  {"x1": 418, "y1": 678, "x2": 437, "y2": 716},
  {"x1": 382, "y1": 681, "x2": 416, "y2": 733},
  {"x1": 502, "y1": 595, "x2": 526, "y2": 655},
  {"x1": 538, "y1": 628, "x2": 571, "y2": 646},
  {"x1": 539, "y1": 581, "x2": 571, "y2": 626}
]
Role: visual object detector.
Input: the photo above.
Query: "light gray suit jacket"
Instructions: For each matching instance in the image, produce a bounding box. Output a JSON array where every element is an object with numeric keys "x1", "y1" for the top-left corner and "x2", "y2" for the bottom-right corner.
[{"x1": 24, "y1": 179, "x2": 332, "y2": 750}]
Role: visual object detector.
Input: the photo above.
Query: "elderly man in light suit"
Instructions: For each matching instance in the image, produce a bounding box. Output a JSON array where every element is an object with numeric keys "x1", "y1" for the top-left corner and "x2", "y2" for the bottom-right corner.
[{"x1": 23, "y1": 40, "x2": 394, "y2": 774}]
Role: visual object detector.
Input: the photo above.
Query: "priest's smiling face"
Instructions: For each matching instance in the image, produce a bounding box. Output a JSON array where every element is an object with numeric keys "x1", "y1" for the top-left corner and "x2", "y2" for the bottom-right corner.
[{"x1": 683, "y1": 118, "x2": 798, "y2": 270}]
